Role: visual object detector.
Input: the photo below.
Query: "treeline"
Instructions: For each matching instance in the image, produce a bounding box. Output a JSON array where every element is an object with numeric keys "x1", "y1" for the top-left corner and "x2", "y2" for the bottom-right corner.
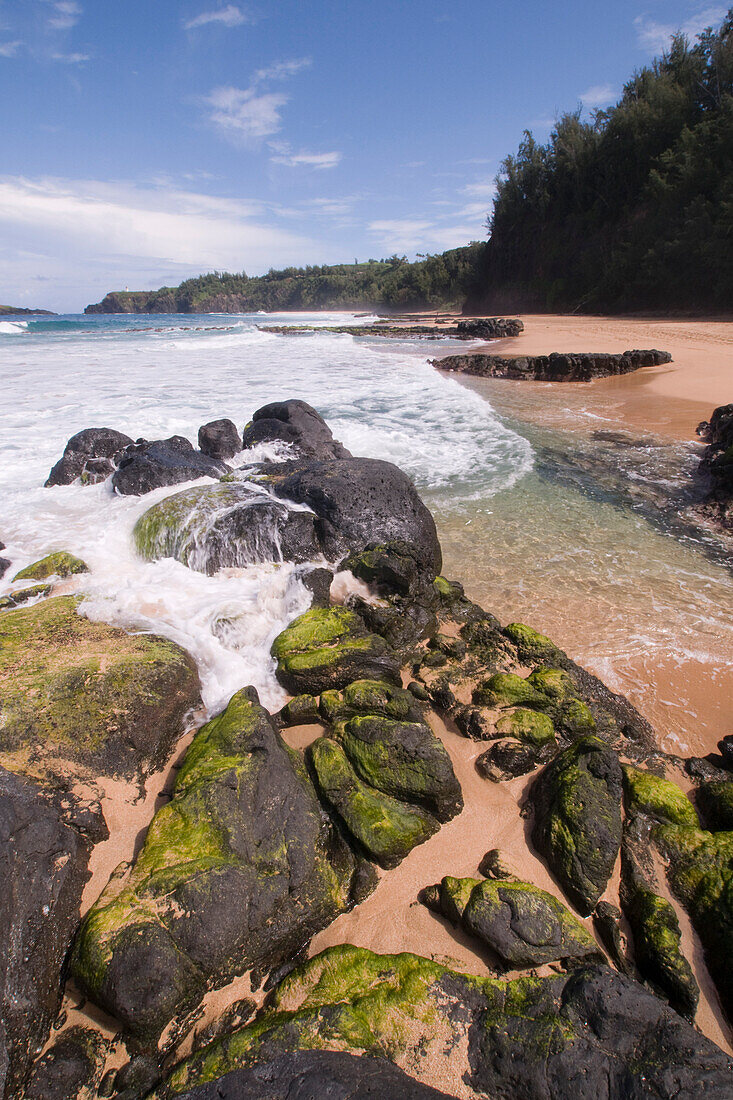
[
  {"x1": 85, "y1": 246, "x2": 484, "y2": 314},
  {"x1": 468, "y1": 8, "x2": 733, "y2": 312}
]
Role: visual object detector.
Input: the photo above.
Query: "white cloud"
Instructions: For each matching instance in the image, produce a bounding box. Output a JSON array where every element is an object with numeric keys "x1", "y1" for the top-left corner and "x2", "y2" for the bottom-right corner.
[
  {"x1": 203, "y1": 58, "x2": 312, "y2": 145},
  {"x1": 579, "y1": 82, "x2": 618, "y2": 108},
  {"x1": 0, "y1": 176, "x2": 323, "y2": 310},
  {"x1": 634, "y1": 7, "x2": 726, "y2": 53},
  {"x1": 51, "y1": 50, "x2": 89, "y2": 63},
  {"x1": 184, "y1": 5, "x2": 250, "y2": 31},
  {"x1": 269, "y1": 144, "x2": 341, "y2": 170},
  {"x1": 46, "y1": 1, "x2": 82, "y2": 31},
  {"x1": 461, "y1": 179, "x2": 496, "y2": 200},
  {"x1": 205, "y1": 86, "x2": 288, "y2": 140},
  {"x1": 251, "y1": 57, "x2": 311, "y2": 84},
  {"x1": 0, "y1": 40, "x2": 22, "y2": 57}
]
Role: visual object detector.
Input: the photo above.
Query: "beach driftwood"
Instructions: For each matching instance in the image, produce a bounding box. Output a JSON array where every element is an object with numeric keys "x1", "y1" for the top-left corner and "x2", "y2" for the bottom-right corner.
[{"x1": 432, "y1": 348, "x2": 672, "y2": 381}]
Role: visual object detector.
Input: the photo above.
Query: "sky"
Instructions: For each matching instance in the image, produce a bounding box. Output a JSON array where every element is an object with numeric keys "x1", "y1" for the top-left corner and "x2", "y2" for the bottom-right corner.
[{"x1": 0, "y1": 0, "x2": 728, "y2": 311}]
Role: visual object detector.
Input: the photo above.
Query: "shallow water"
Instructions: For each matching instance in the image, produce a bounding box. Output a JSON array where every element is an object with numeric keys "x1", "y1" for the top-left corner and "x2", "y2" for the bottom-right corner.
[{"x1": 1, "y1": 312, "x2": 730, "y2": 749}]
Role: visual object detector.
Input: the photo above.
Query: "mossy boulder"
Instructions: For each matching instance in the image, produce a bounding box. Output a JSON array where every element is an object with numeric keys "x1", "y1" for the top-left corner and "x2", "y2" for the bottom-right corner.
[
  {"x1": 157, "y1": 945, "x2": 733, "y2": 1100},
  {"x1": 71, "y1": 690, "x2": 358, "y2": 1043},
  {"x1": 655, "y1": 824, "x2": 733, "y2": 1018},
  {"x1": 495, "y1": 708, "x2": 556, "y2": 747},
  {"x1": 0, "y1": 582, "x2": 51, "y2": 610},
  {"x1": 473, "y1": 667, "x2": 595, "y2": 741},
  {"x1": 307, "y1": 737, "x2": 439, "y2": 868},
  {"x1": 422, "y1": 875, "x2": 600, "y2": 968},
  {"x1": 697, "y1": 781, "x2": 733, "y2": 831},
  {"x1": 133, "y1": 483, "x2": 320, "y2": 574},
  {"x1": 275, "y1": 694, "x2": 320, "y2": 728},
  {"x1": 13, "y1": 551, "x2": 88, "y2": 582},
  {"x1": 622, "y1": 885, "x2": 699, "y2": 1020},
  {"x1": 474, "y1": 671, "x2": 546, "y2": 709},
  {"x1": 622, "y1": 765, "x2": 698, "y2": 827},
  {"x1": 0, "y1": 596, "x2": 200, "y2": 782},
  {"x1": 272, "y1": 608, "x2": 401, "y2": 695},
  {"x1": 335, "y1": 714, "x2": 462, "y2": 823},
  {"x1": 319, "y1": 678, "x2": 422, "y2": 725},
  {"x1": 503, "y1": 622, "x2": 562, "y2": 663},
  {"x1": 530, "y1": 736, "x2": 623, "y2": 915}
]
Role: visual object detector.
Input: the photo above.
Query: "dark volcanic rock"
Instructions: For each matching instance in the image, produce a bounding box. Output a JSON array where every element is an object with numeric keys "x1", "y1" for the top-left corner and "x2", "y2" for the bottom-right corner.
[
  {"x1": 433, "y1": 348, "x2": 672, "y2": 382},
  {"x1": 530, "y1": 736, "x2": 623, "y2": 914},
  {"x1": 25, "y1": 1026, "x2": 108, "y2": 1100},
  {"x1": 0, "y1": 768, "x2": 96, "y2": 1099},
  {"x1": 176, "y1": 1051, "x2": 460, "y2": 1099},
  {"x1": 242, "y1": 400, "x2": 351, "y2": 461},
  {"x1": 71, "y1": 689, "x2": 358, "y2": 1044},
  {"x1": 45, "y1": 427, "x2": 134, "y2": 487},
  {"x1": 198, "y1": 419, "x2": 241, "y2": 461},
  {"x1": 163, "y1": 946, "x2": 733, "y2": 1100},
  {"x1": 456, "y1": 317, "x2": 524, "y2": 338},
  {"x1": 111, "y1": 436, "x2": 229, "y2": 495},
  {"x1": 272, "y1": 457, "x2": 442, "y2": 573},
  {"x1": 694, "y1": 403, "x2": 733, "y2": 535},
  {"x1": 0, "y1": 556, "x2": 9, "y2": 579}
]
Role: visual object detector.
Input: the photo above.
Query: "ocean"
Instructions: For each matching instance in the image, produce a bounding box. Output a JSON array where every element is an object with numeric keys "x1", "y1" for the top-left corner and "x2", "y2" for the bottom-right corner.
[{"x1": 1, "y1": 312, "x2": 731, "y2": 752}]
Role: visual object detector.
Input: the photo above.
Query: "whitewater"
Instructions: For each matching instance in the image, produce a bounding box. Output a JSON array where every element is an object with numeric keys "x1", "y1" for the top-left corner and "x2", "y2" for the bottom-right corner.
[{"x1": 0, "y1": 312, "x2": 531, "y2": 713}]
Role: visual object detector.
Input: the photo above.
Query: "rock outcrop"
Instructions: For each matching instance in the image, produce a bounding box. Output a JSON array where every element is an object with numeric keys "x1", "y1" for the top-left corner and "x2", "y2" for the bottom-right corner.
[
  {"x1": 433, "y1": 349, "x2": 672, "y2": 382},
  {"x1": 112, "y1": 436, "x2": 229, "y2": 495},
  {"x1": 242, "y1": 400, "x2": 350, "y2": 461},
  {"x1": 198, "y1": 418, "x2": 241, "y2": 461},
  {"x1": 456, "y1": 317, "x2": 524, "y2": 338},
  {"x1": 45, "y1": 427, "x2": 134, "y2": 487},
  {"x1": 694, "y1": 403, "x2": 733, "y2": 535},
  {"x1": 71, "y1": 689, "x2": 359, "y2": 1043}
]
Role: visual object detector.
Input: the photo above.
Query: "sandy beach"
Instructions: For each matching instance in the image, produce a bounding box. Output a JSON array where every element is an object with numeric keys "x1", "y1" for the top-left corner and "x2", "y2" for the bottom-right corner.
[{"x1": 473, "y1": 313, "x2": 733, "y2": 440}]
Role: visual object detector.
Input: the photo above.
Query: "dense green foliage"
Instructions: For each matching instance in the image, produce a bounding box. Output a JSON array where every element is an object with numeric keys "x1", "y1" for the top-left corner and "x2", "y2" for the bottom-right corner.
[
  {"x1": 86, "y1": 246, "x2": 484, "y2": 314},
  {"x1": 468, "y1": 9, "x2": 733, "y2": 312}
]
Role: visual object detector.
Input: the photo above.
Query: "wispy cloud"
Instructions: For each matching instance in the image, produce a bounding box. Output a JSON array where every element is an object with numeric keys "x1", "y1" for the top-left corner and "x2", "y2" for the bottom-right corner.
[
  {"x1": 0, "y1": 40, "x2": 22, "y2": 57},
  {"x1": 45, "y1": 1, "x2": 82, "y2": 31},
  {"x1": 51, "y1": 50, "x2": 89, "y2": 63},
  {"x1": 0, "y1": 175, "x2": 323, "y2": 309},
  {"x1": 184, "y1": 5, "x2": 250, "y2": 31},
  {"x1": 579, "y1": 83, "x2": 618, "y2": 108},
  {"x1": 203, "y1": 57, "x2": 312, "y2": 144},
  {"x1": 269, "y1": 143, "x2": 341, "y2": 170},
  {"x1": 205, "y1": 85, "x2": 288, "y2": 140},
  {"x1": 634, "y1": 7, "x2": 726, "y2": 53}
]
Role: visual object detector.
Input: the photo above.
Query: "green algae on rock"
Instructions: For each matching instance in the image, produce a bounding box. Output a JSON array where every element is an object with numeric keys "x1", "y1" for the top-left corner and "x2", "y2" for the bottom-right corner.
[
  {"x1": 71, "y1": 689, "x2": 358, "y2": 1044},
  {"x1": 422, "y1": 874, "x2": 600, "y2": 968},
  {"x1": 272, "y1": 607, "x2": 401, "y2": 694},
  {"x1": 307, "y1": 736, "x2": 439, "y2": 868},
  {"x1": 530, "y1": 736, "x2": 623, "y2": 915},
  {"x1": 622, "y1": 884, "x2": 699, "y2": 1019},
  {"x1": 0, "y1": 595, "x2": 200, "y2": 781},
  {"x1": 655, "y1": 823, "x2": 733, "y2": 1018},
  {"x1": 156, "y1": 944, "x2": 733, "y2": 1100},
  {"x1": 13, "y1": 551, "x2": 89, "y2": 582},
  {"x1": 622, "y1": 765, "x2": 699, "y2": 827},
  {"x1": 495, "y1": 707, "x2": 556, "y2": 747}
]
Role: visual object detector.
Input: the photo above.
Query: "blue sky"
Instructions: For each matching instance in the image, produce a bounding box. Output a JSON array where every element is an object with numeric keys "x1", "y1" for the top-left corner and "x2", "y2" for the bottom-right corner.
[{"x1": 0, "y1": 0, "x2": 727, "y2": 311}]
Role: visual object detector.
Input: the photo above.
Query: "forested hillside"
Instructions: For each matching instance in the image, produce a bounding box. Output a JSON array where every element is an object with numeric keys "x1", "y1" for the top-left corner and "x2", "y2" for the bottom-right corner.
[
  {"x1": 468, "y1": 8, "x2": 733, "y2": 313},
  {"x1": 87, "y1": 10, "x2": 733, "y2": 316}
]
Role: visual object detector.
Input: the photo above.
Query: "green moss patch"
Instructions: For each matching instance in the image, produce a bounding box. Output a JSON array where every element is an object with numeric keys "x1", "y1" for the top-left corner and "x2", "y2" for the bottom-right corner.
[
  {"x1": 622, "y1": 765, "x2": 698, "y2": 827},
  {"x1": 308, "y1": 736, "x2": 439, "y2": 867},
  {"x1": 623, "y1": 885, "x2": 698, "y2": 1019},
  {"x1": 272, "y1": 608, "x2": 400, "y2": 694},
  {"x1": 13, "y1": 551, "x2": 89, "y2": 582},
  {"x1": 0, "y1": 595, "x2": 200, "y2": 781},
  {"x1": 495, "y1": 708, "x2": 556, "y2": 747}
]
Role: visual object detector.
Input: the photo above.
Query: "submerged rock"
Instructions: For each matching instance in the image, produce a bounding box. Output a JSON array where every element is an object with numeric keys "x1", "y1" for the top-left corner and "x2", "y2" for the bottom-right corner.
[
  {"x1": 198, "y1": 419, "x2": 240, "y2": 461},
  {"x1": 530, "y1": 736, "x2": 623, "y2": 915},
  {"x1": 0, "y1": 768, "x2": 97, "y2": 1099},
  {"x1": 159, "y1": 945, "x2": 733, "y2": 1100},
  {"x1": 133, "y1": 482, "x2": 320, "y2": 572},
  {"x1": 45, "y1": 427, "x2": 134, "y2": 487},
  {"x1": 13, "y1": 551, "x2": 89, "y2": 582},
  {"x1": 0, "y1": 596, "x2": 200, "y2": 782},
  {"x1": 112, "y1": 436, "x2": 229, "y2": 495},
  {"x1": 271, "y1": 607, "x2": 401, "y2": 695},
  {"x1": 421, "y1": 874, "x2": 601, "y2": 968},
  {"x1": 71, "y1": 689, "x2": 357, "y2": 1043},
  {"x1": 242, "y1": 399, "x2": 350, "y2": 461}
]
